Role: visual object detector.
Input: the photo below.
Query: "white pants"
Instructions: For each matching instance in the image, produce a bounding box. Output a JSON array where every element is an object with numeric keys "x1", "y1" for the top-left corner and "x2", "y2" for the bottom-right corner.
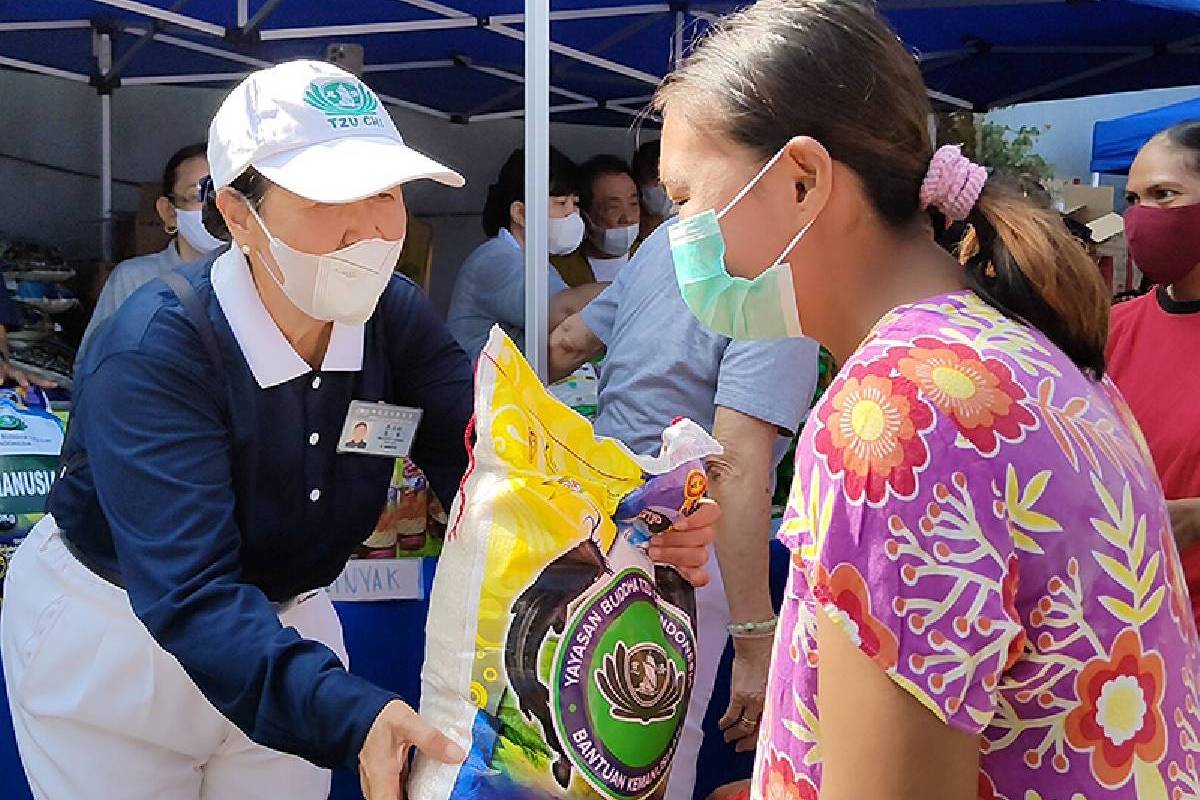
[
  {"x1": 1, "y1": 516, "x2": 347, "y2": 800},
  {"x1": 666, "y1": 549, "x2": 731, "y2": 800}
]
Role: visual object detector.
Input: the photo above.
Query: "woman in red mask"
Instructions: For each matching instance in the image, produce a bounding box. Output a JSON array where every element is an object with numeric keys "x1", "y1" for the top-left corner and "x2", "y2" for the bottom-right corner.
[{"x1": 1107, "y1": 120, "x2": 1200, "y2": 622}]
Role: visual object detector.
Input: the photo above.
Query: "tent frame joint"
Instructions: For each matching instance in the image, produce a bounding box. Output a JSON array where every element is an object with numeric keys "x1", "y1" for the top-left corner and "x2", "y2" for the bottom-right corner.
[
  {"x1": 475, "y1": 16, "x2": 492, "y2": 29},
  {"x1": 90, "y1": 19, "x2": 120, "y2": 38},
  {"x1": 224, "y1": 26, "x2": 262, "y2": 48},
  {"x1": 90, "y1": 74, "x2": 119, "y2": 95},
  {"x1": 668, "y1": 2, "x2": 689, "y2": 14}
]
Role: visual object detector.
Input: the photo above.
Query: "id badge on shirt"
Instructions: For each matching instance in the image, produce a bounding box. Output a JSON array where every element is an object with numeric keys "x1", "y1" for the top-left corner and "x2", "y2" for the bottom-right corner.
[{"x1": 337, "y1": 401, "x2": 423, "y2": 458}]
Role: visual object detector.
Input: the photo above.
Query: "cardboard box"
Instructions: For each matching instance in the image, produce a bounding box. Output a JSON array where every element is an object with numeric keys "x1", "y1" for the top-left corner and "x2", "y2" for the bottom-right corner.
[
  {"x1": 1057, "y1": 184, "x2": 1115, "y2": 224},
  {"x1": 396, "y1": 213, "x2": 433, "y2": 291},
  {"x1": 1081, "y1": 213, "x2": 1139, "y2": 294},
  {"x1": 1052, "y1": 186, "x2": 1139, "y2": 295},
  {"x1": 1086, "y1": 212, "x2": 1123, "y2": 245}
]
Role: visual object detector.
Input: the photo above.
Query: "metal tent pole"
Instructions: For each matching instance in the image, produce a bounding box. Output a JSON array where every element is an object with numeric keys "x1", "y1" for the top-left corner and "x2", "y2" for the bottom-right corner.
[
  {"x1": 97, "y1": 31, "x2": 114, "y2": 263},
  {"x1": 101, "y1": 95, "x2": 112, "y2": 261},
  {"x1": 674, "y1": 10, "x2": 684, "y2": 67},
  {"x1": 524, "y1": 0, "x2": 550, "y2": 381}
]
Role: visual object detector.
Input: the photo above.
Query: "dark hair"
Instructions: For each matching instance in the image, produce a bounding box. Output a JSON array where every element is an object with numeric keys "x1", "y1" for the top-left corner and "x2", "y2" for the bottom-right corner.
[
  {"x1": 161, "y1": 143, "x2": 209, "y2": 201},
  {"x1": 655, "y1": 0, "x2": 1109, "y2": 377},
  {"x1": 631, "y1": 140, "x2": 661, "y2": 186},
  {"x1": 481, "y1": 147, "x2": 579, "y2": 237},
  {"x1": 202, "y1": 167, "x2": 273, "y2": 241},
  {"x1": 1159, "y1": 119, "x2": 1200, "y2": 174},
  {"x1": 578, "y1": 155, "x2": 636, "y2": 216}
]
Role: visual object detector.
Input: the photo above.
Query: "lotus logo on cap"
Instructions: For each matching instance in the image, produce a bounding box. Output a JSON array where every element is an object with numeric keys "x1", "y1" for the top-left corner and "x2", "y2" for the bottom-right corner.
[{"x1": 303, "y1": 78, "x2": 383, "y2": 130}]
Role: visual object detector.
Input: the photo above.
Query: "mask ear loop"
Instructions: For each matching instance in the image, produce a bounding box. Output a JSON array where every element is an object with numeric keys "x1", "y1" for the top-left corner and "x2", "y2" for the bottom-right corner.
[
  {"x1": 716, "y1": 144, "x2": 818, "y2": 269},
  {"x1": 770, "y1": 217, "x2": 816, "y2": 269},
  {"x1": 234, "y1": 192, "x2": 290, "y2": 289},
  {"x1": 717, "y1": 146, "x2": 790, "y2": 219}
]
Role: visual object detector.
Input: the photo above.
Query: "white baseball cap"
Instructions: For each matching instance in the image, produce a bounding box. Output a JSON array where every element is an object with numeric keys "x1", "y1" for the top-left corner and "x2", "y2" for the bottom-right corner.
[{"x1": 208, "y1": 60, "x2": 464, "y2": 203}]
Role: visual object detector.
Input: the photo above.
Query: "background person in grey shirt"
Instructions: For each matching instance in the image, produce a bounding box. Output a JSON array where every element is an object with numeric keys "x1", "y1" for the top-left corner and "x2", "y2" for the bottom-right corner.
[
  {"x1": 78, "y1": 143, "x2": 223, "y2": 359},
  {"x1": 550, "y1": 222, "x2": 819, "y2": 800}
]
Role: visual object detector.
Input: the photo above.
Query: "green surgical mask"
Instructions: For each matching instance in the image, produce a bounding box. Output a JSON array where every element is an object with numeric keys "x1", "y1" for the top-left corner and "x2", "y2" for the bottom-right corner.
[{"x1": 668, "y1": 146, "x2": 813, "y2": 340}]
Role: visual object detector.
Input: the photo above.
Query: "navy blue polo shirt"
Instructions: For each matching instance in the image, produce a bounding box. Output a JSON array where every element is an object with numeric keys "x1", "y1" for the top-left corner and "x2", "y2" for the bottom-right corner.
[{"x1": 49, "y1": 247, "x2": 473, "y2": 770}]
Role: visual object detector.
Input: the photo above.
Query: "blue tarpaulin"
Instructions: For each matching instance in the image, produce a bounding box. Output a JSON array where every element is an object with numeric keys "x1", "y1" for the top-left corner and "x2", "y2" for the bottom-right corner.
[
  {"x1": 4, "y1": 0, "x2": 1200, "y2": 123},
  {"x1": 1091, "y1": 94, "x2": 1200, "y2": 173}
]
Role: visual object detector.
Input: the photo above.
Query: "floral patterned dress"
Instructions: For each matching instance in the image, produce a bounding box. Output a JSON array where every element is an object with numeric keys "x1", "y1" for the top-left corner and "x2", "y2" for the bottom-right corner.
[{"x1": 755, "y1": 291, "x2": 1200, "y2": 800}]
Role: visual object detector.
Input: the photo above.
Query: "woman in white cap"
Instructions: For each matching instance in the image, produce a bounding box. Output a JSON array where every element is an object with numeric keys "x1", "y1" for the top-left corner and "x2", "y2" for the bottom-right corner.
[{"x1": 0, "y1": 60, "x2": 716, "y2": 800}]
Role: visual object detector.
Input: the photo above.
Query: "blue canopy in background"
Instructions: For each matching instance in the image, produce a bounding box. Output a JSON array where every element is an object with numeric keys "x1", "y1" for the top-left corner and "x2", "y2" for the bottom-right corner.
[
  {"x1": 1, "y1": 2, "x2": 1199, "y2": 402},
  {"x1": 4, "y1": 0, "x2": 1200, "y2": 123},
  {"x1": 1091, "y1": 94, "x2": 1200, "y2": 173}
]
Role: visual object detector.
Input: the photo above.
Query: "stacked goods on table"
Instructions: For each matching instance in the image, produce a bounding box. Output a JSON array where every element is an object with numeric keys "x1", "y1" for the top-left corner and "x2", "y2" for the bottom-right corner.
[
  {"x1": 354, "y1": 457, "x2": 447, "y2": 559},
  {"x1": 1, "y1": 239, "x2": 80, "y2": 388},
  {"x1": 410, "y1": 328, "x2": 720, "y2": 800}
]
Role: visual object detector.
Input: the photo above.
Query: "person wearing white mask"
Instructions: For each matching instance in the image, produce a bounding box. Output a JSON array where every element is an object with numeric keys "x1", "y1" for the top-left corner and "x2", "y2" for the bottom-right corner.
[
  {"x1": 447, "y1": 147, "x2": 601, "y2": 361},
  {"x1": 0, "y1": 60, "x2": 717, "y2": 800},
  {"x1": 551, "y1": 154, "x2": 642, "y2": 286},
  {"x1": 77, "y1": 143, "x2": 226, "y2": 360},
  {"x1": 633, "y1": 139, "x2": 674, "y2": 242}
]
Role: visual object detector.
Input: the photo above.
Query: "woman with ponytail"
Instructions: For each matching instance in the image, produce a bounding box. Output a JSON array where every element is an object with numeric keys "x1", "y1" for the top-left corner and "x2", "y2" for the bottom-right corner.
[{"x1": 654, "y1": 1, "x2": 1197, "y2": 798}]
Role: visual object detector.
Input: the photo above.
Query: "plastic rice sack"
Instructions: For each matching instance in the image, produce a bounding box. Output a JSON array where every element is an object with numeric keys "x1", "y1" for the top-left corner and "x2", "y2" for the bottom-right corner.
[{"x1": 411, "y1": 328, "x2": 720, "y2": 800}]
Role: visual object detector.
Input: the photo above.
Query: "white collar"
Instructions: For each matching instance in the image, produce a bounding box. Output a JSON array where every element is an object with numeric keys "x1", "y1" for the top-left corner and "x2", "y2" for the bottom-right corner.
[
  {"x1": 587, "y1": 252, "x2": 629, "y2": 282},
  {"x1": 210, "y1": 246, "x2": 364, "y2": 389},
  {"x1": 498, "y1": 228, "x2": 522, "y2": 252}
]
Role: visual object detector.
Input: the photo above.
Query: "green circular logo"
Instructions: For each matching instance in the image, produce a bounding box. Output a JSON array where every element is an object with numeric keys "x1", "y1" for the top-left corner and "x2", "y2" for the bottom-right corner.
[
  {"x1": 0, "y1": 414, "x2": 26, "y2": 432},
  {"x1": 304, "y1": 79, "x2": 379, "y2": 117},
  {"x1": 551, "y1": 568, "x2": 696, "y2": 799}
]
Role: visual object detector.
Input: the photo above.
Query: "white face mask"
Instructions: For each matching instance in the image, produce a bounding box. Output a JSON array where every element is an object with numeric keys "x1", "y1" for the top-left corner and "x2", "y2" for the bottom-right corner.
[
  {"x1": 588, "y1": 220, "x2": 640, "y2": 257},
  {"x1": 175, "y1": 208, "x2": 225, "y2": 254},
  {"x1": 245, "y1": 204, "x2": 403, "y2": 325},
  {"x1": 547, "y1": 211, "x2": 586, "y2": 256},
  {"x1": 641, "y1": 184, "x2": 674, "y2": 218}
]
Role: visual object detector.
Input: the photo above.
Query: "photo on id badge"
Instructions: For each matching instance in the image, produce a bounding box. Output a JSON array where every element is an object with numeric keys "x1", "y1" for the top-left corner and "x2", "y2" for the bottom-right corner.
[{"x1": 337, "y1": 400, "x2": 423, "y2": 458}]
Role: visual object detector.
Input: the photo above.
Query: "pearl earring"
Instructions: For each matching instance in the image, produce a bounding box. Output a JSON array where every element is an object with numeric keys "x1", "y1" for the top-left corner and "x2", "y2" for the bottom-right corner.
[{"x1": 241, "y1": 244, "x2": 251, "y2": 255}]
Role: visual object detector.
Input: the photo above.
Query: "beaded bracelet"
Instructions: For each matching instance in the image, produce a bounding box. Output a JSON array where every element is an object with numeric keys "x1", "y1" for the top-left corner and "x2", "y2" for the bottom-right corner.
[{"x1": 727, "y1": 616, "x2": 778, "y2": 638}]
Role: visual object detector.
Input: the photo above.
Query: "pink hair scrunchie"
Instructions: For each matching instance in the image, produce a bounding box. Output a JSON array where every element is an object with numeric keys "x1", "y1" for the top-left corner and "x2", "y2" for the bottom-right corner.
[{"x1": 920, "y1": 144, "x2": 988, "y2": 222}]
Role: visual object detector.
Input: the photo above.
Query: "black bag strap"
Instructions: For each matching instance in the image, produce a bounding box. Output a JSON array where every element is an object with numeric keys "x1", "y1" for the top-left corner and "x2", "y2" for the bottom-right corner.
[
  {"x1": 59, "y1": 269, "x2": 227, "y2": 478},
  {"x1": 161, "y1": 270, "x2": 225, "y2": 376}
]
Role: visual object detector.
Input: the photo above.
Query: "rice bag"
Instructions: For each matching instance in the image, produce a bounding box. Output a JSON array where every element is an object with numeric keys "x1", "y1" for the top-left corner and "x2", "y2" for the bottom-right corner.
[{"x1": 411, "y1": 328, "x2": 720, "y2": 800}]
